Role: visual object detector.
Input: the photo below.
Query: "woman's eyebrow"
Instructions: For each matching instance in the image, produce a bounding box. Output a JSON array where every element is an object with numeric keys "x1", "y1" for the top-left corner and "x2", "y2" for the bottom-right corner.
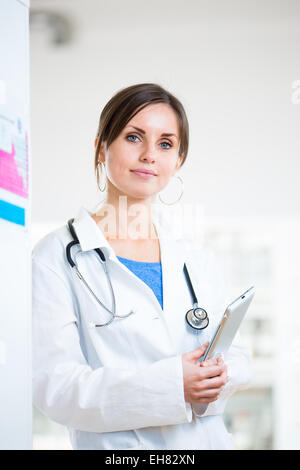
[{"x1": 127, "y1": 125, "x2": 178, "y2": 139}]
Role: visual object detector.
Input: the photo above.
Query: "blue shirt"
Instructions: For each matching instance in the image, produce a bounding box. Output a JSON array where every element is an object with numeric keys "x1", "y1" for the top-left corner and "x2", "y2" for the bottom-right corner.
[{"x1": 117, "y1": 256, "x2": 163, "y2": 310}]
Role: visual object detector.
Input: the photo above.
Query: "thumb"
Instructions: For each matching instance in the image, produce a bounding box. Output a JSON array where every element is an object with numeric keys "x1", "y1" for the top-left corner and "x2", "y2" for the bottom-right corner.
[{"x1": 186, "y1": 342, "x2": 209, "y2": 362}]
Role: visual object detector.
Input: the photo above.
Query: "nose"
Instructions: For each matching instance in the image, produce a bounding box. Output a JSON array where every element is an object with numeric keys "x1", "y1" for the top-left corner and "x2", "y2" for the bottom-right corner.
[{"x1": 139, "y1": 141, "x2": 156, "y2": 163}]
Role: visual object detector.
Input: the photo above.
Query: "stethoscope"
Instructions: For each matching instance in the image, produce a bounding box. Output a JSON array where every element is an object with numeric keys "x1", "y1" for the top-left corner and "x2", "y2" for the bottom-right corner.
[{"x1": 66, "y1": 218, "x2": 209, "y2": 330}]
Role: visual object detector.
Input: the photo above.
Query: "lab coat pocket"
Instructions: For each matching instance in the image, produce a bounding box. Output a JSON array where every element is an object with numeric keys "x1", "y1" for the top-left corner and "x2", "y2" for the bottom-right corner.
[
  {"x1": 122, "y1": 444, "x2": 145, "y2": 450},
  {"x1": 216, "y1": 419, "x2": 235, "y2": 450},
  {"x1": 120, "y1": 310, "x2": 175, "y2": 367},
  {"x1": 222, "y1": 430, "x2": 235, "y2": 450},
  {"x1": 86, "y1": 314, "x2": 141, "y2": 368}
]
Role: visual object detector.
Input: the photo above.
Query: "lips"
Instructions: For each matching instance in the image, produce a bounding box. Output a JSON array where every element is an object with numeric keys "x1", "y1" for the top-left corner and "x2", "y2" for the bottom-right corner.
[{"x1": 130, "y1": 168, "x2": 157, "y2": 176}]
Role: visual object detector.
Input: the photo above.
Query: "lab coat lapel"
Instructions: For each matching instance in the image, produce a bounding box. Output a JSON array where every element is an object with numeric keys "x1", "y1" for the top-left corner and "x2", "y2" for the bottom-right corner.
[
  {"x1": 159, "y1": 234, "x2": 186, "y2": 314},
  {"x1": 184, "y1": 248, "x2": 211, "y2": 313},
  {"x1": 157, "y1": 228, "x2": 189, "y2": 351}
]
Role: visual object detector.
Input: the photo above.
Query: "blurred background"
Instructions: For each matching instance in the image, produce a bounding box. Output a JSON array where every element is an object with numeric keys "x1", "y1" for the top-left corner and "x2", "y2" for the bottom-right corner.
[{"x1": 28, "y1": 0, "x2": 300, "y2": 450}]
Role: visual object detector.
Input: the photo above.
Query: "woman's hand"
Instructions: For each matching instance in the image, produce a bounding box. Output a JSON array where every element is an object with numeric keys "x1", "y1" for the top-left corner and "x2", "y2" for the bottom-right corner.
[{"x1": 181, "y1": 342, "x2": 229, "y2": 404}]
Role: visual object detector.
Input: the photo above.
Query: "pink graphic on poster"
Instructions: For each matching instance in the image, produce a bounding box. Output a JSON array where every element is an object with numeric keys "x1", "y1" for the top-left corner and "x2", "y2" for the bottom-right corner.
[{"x1": 0, "y1": 131, "x2": 29, "y2": 198}]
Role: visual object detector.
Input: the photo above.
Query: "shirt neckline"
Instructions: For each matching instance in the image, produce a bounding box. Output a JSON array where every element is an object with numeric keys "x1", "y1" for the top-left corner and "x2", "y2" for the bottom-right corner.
[{"x1": 116, "y1": 255, "x2": 162, "y2": 265}]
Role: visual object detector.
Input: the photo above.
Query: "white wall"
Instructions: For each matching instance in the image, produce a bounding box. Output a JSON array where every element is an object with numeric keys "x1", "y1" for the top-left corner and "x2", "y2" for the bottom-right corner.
[{"x1": 0, "y1": 0, "x2": 31, "y2": 450}]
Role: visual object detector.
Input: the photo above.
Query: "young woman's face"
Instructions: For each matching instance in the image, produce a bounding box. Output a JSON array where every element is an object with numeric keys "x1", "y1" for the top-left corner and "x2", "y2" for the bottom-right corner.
[{"x1": 97, "y1": 103, "x2": 183, "y2": 202}]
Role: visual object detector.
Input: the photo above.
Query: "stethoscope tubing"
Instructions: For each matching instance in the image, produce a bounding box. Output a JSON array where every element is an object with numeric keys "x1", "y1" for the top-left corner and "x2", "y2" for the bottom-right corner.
[
  {"x1": 66, "y1": 218, "x2": 209, "y2": 330},
  {"x1": 67, "y1": 219, "x2": 134, "y2": 327}
]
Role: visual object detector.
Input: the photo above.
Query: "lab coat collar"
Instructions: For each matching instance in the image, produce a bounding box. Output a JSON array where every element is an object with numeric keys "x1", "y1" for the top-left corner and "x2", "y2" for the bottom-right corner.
[{"x1": 72, "y1": 206, "x2": 114, "y2": 258}]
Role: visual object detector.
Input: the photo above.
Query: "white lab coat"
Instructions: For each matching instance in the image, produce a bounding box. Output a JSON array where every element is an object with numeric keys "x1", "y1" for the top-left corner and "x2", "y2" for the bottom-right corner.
[{"x1": 32, "y1": 205, "x2": 252, "y2": 450}]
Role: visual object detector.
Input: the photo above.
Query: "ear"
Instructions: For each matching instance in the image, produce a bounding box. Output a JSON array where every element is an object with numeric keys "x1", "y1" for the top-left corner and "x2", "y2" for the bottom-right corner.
[
  {"x1": 173, "y1": 154, "x2": 184, "y2": 175},
  {"x1": 95, "y1": 138, "x2": 106, "y2": 164}
]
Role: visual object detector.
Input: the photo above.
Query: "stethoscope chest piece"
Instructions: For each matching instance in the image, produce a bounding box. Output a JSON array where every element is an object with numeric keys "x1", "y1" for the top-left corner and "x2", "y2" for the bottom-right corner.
[
  {"x1": 185, "y1": 307, "x2": 209, "y2": 330},
  {"x1": 183, "y1": 263, "x2": 209, "y2": 330}
]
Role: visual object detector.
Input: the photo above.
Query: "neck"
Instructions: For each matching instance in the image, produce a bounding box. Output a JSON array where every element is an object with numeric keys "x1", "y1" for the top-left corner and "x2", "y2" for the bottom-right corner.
[{"x1": 94, "y1": 189, "x2": 158, "y2": 241}]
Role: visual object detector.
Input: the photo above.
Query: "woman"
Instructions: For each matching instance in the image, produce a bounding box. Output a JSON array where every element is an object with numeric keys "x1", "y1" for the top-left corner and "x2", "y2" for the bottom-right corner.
[{"x1": 32, "y1": 83, "x2": 252, "y2": 450}]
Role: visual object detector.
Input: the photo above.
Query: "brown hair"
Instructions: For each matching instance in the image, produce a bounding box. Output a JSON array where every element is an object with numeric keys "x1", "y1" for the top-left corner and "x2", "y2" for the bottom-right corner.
[{"x1": 94, "y1": 83, "x2": 189, "y2": 191}]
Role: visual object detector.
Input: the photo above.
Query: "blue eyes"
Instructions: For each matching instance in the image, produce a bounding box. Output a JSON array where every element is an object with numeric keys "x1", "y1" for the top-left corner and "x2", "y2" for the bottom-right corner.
[{"x1": 126, "y1": 134, "x2": 172, "y2": 149}]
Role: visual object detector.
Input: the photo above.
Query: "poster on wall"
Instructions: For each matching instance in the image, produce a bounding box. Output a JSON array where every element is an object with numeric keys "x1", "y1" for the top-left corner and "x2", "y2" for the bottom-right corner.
[
  {"x1": 0, "y1": 104, "x2": 29, "y2": 227},
  {"x1": 0, "y1": 1, "x2": 30, "y2": 230}
]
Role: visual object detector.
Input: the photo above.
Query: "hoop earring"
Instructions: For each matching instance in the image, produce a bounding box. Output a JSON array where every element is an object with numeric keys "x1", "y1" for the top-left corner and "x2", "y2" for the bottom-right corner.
[
  {"x1": 97, "y1": 161, "x2": 107, "y2": 192},
  {"x1": 158, "y1": 175, "x2": 184, "y2": 205}
]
